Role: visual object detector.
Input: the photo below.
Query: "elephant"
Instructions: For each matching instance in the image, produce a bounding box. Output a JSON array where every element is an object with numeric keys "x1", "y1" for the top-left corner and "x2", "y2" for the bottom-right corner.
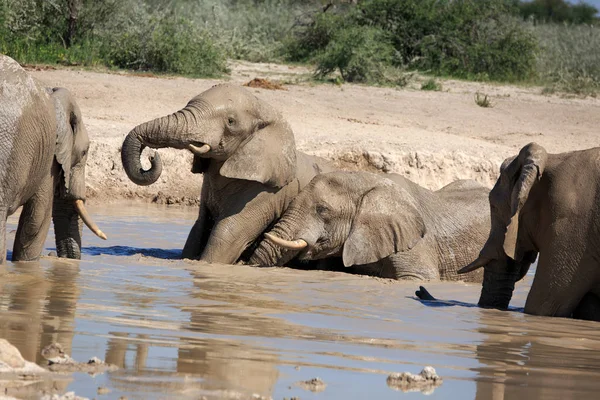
[
  {"x1": 0, "y1": 55, "x2": 106, "y2": 263},
  {"x1": 121, "y1": 83, "x2": 334, "y2": 264},
  {"x1": 250, "y1": 170, "x2": 489, "y2": 281},
  {"x1": 451, "y1": 142, "x2": 600, "y2": 320}
]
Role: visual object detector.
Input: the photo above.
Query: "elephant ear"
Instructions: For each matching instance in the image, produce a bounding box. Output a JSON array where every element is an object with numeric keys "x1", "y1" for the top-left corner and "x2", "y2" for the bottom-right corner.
[
  {"x1": 220, "y1": 118, "x2": 297, "y2": 188},
  {"x1": 503, "y1": 142, "x2": 547, "y2": 260},
  {"x1": 342, "y1": 185, "x2": 426, "y2": 267},
  {"x1": 53, "y1": 88, "x2": 74, "y2": 190}
]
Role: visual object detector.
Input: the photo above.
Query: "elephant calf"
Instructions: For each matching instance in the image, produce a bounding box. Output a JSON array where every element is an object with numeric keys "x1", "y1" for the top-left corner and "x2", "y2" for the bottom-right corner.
[
  {"x1": 121, "y1": 84, "x2": 334, "y2": 265},
  {"x1": 454, "y1": 142, "x2": 600, "y2": 321},
  {"x1": 251, "y1": 171, "x2": 489, "y2": 282},
  {"x1": 0, "y1": 55, "x2": 106, "y2": 263}
]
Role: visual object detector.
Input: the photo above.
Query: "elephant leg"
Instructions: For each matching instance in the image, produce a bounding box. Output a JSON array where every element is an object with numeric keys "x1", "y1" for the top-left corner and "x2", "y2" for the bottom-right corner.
[
  {"x1": 0, "y1": 206, "x2": 6, "y2": 264},
  {"x1": 572, "y1": 292, "x2": 600, "y2": 321},
  {"x1": 12, "y1": 177, "x2": 53, "y2": 261},
  {"x1": 524, "y1": 241, "x2": 591, "y2": 318},
  {"x1": 182, "y1": 200, "x2": 213, "y2": 259},
  {"x1": 200, "y1": 209, "x2": 272, "y2": 265}
]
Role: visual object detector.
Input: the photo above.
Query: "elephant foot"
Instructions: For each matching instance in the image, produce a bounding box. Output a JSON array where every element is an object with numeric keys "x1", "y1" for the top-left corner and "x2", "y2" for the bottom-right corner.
[{"x1": 415, "y1": 286, "x2": 437, "y2": 301}]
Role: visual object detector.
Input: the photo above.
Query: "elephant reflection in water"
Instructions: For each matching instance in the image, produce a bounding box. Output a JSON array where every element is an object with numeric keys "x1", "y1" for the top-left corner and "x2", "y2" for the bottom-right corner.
[
  {"x1": 174, "y1": 270, "x2": 281, "y2": 397},
  {"x1": 472, "y1": 313, "x2": 600, "y2": 399},
  {"x1": 102, "y1": 271, "x2": 279, "y2": 398},
  {"x1": 0, "y1": 259, "x2": 80, "y2": 395}
]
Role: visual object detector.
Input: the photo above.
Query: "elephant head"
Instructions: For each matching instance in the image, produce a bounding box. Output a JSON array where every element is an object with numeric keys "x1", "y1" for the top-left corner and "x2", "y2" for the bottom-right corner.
[
  {"x1": 458, "y1": 142, "x2": 546, "y2": 309},
  {"x1": 121, "y1": 84, "x2": 297, "y2": 188},
  {"x1": 51, "y1": 88, "x2": 106, "y2": 259},
  {"x1": 262, "y1": 172, "x2": 426, "y2": 268}
]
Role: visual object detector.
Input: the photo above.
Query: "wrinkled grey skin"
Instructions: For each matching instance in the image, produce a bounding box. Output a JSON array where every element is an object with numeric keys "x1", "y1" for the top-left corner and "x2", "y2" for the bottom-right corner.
[
  {"x1": 121, "y1": 84, "x2": 334, "y2": 264},
  {"x1": 251, "y1": 171, "x2": 488, "y2": 282},
  {"x1": 0, "y1": 55, "x2": 92, "y2": 262},
  {"x1": 453, "y1": 142, "x2": 600, "y2": 321}
]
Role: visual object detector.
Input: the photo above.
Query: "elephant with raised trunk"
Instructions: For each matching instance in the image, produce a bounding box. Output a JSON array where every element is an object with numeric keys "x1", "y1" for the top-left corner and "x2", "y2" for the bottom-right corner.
[
  {"x1": 251, "y1": 171, "x2": 489, "y2": 281},
  {"x1": 0, "y1": 55, "x2": 106, "y2": 263},
  {"x1": 121, "y1": 84, "x2": 334, "y2": 264},
  {"x1": 454, "y1": 143, "x2": 600, "y2": 320}
]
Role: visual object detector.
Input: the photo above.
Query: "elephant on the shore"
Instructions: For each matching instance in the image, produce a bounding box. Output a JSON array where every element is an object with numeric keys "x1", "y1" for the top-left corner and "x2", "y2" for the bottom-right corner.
[
  {"x1": 0, "y1": 55, "x2": 106, "y2": 263},
  {"x1": 251, "y1": 171, "x2": 488, "y2": 281},
  {"x1": 121, "y1": 84, "x2": 335, "y2": 264},
  {"x1": 453, "y1": 143, "x2": 600, "y2": 320}
]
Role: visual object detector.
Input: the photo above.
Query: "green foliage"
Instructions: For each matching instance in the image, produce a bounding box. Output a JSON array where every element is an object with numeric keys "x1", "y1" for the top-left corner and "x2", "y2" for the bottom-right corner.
[
  {"x1": 534, "y1": 23, "x2": 600, "y2": 95},
  {"x1": 315, "y1": 26, "x2": 398, "y2": 83},
  {"x1": 421, "y1": 78, "x2": 442, "y2": 91},
  {"x1": 0, "y1": 0, "x2": 599, "y2": 94},
  {"x1": 285, "y1": 0, "x2": 538, "y2": 83},
  {"x1": 474, "y1": 92, "x2": 494, "y2": 107},
  {"x1": 519, "y1": 0, "x2": 598, "y2": 25}
]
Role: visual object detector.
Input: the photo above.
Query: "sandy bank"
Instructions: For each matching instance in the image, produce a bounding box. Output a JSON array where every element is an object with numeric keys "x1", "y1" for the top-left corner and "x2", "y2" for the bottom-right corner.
[{"x1": 29, "y1": 61, "x2": 600, "y2": 205}]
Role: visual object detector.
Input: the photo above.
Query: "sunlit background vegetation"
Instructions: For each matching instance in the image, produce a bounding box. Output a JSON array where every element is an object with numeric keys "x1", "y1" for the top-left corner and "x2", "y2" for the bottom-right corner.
[{"x1": 0, "y1": 0, "x2": 598, "y2": 93}]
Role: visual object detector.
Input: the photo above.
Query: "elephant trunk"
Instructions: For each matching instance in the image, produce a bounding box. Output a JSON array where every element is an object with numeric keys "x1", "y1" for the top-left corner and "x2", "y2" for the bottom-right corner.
[
  {"x1": 121, "y1": 107, "x2": 200, "y2": 186},
  {"x1": 477, "y1": 259, "x2": 522, "y2": 310},
  {"x1": 248, "y1": 211, "x2": 305, "y2": 267},
  {"x1": 53, "y1": 196, "x2": 83, "y2": 259}
]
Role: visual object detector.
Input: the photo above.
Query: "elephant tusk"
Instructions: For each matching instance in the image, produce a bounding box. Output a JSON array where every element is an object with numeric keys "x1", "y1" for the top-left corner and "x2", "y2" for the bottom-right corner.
[
  {"x1": 74, "y1": 200, "x2": 107, "y2": 240},
  {"x1": 188, "y1": 144, "x2": 211, "y2": 155},
  {"x1": 264, "y1": 233, "x2": 308, "y2": 250},
  {"x1": 458, "y1": 256, "x2": 491, "y2": 274}
]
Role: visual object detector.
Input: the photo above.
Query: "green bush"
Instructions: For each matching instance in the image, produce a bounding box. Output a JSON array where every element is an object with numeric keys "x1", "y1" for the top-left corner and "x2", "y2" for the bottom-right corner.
[
  {"x1": 286, "y1": 0, "x2": 538, "y2": 83},
  {"x1": 535, "y1": 23, "x2": 600, "y2": 94},
  {"x1": 102, "y1": 11, "x2": 226, "y2": 76},
  {"x1": 315, "y1": 26, "x2": 398, "y2": 83},
  {"x1": 421, "y1": 78, "x2": 442, "y2": 91}
]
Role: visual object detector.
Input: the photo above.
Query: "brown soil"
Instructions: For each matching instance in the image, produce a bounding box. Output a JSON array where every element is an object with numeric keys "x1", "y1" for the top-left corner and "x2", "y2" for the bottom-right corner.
[
  {"x1": 28, "y1": 61, "x2": 600, "y2": 205},
  {"x1": 243, "y1": 77, "x2": 287, "y2": 91}
]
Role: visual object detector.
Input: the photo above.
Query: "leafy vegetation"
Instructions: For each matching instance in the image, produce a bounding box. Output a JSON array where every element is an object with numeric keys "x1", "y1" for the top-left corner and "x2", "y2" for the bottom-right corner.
[
  {"x1": 286, "y1": 0, "x2": 539, "y2": 84},
  {"x1": 474, "y1": 92, "x2": 494, "y2": 108},
  {"x1": 0, "y1": 0, "x2": 599, "y2": 93},
  {"x1": 421, "y1": 78, "x2": 442, "y2": 91},
  {"x1": 519, "y1": 0, "x2": 598, "y2": 24},
  {"x1": 534, "y1": 23, "x2": 600, "y2": 95}
]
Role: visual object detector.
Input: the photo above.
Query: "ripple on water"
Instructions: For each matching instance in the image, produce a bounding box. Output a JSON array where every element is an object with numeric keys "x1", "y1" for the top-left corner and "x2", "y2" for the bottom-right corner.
[{"x1": 1, "y1": 203, "x2": 600, "y2": 399}]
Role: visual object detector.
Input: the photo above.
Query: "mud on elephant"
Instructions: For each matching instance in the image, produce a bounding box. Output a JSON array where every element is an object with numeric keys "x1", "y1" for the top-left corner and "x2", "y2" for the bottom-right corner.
[
  {"x1": 121, "y1": 84, "x2": 334, "y2": 264},
  {"x1": 0, "y1": 55, "x2": 106, "y2": 263},
  {"x1": 251, "y1": 171, "x2": 489, "y2": 281},
  {"x1": 453, "y1": 142, "x2": 600, "y2": 321}
]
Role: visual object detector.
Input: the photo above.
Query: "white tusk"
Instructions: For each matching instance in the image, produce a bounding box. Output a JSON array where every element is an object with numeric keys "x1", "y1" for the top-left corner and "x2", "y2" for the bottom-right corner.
[
  {"x1": 73, "y1": 200, "x2": 107, "y2": 240},
  {"x1": 264, "y1": 232, "x2": 307, "y2": 250},
  {"x1": 188, "y1": 144, "x2": 211, "y2": 155}
]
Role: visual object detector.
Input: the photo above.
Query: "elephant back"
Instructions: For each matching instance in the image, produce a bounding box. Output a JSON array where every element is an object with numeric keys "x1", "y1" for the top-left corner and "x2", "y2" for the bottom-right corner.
[{"x1": 0, "y1": 55, "x2": 56, "y2": 208}]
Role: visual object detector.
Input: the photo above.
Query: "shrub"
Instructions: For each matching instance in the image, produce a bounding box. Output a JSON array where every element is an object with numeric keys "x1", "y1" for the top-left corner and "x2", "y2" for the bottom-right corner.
[
  {"x1": 285, "y1": 0, "x2": 538, "y2": 83},
  {"x1": 534, "y1": 23, "x2": 600, "y2": 95},
  {"x1": 315, "y1": 26, "x2": 398, "y2": 83},
  {"x1": 421, "y1": 78, "x2": 442, "y2": 91}
]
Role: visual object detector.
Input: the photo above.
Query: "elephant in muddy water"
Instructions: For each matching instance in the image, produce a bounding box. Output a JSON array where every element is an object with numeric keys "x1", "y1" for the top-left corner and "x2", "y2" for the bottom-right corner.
[
  {"x1": 0, "y1": 55, "x2": 106, "y2": 263},
  {"x1": 121, "y1": 84, "x2": 335, "y2": 264},
  {"x1": 250, "y1": 171, "x2": 489, "y2": 282},
  {"x1": 448, "y1": 143, "x2": 600, "y2": 321}
]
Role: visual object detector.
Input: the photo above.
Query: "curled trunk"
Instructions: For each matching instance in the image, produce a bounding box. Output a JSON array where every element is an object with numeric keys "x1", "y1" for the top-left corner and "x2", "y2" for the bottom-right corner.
[{"x1": 121, "y1": 109, "x2": 194, "y2": 186}]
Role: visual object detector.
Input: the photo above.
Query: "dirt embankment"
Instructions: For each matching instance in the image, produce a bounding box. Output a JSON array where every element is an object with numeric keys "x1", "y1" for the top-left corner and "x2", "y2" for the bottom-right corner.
[{"x1": 29, "y1": 61, "x2": 600, "y2": 205}]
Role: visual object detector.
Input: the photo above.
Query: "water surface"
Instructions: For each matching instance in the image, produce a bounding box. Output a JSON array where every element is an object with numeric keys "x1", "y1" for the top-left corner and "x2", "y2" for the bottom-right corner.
[{"x1": 1, "y1": 204, "x2": 600, "y2": 399}]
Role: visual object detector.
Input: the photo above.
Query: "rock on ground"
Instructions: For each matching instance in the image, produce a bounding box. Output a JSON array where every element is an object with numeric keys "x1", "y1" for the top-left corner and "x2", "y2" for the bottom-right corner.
[{"x1": 387, "y1": 366, "x2": 443, "y2": 394}]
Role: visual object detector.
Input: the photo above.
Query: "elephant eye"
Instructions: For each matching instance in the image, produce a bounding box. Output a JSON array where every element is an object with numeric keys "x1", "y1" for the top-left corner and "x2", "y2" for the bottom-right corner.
[
  {"x1": 227, "y1": 117, "x2": 235, "y2": 126},
  {"x1": 316, "y1": 204, "x2": 330, "y2": 217}
]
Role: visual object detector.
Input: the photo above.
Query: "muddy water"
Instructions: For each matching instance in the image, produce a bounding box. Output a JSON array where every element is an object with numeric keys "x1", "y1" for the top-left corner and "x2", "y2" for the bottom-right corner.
[{"x1": 2, "y1": 204, "x2": 600, "y2": 399}]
